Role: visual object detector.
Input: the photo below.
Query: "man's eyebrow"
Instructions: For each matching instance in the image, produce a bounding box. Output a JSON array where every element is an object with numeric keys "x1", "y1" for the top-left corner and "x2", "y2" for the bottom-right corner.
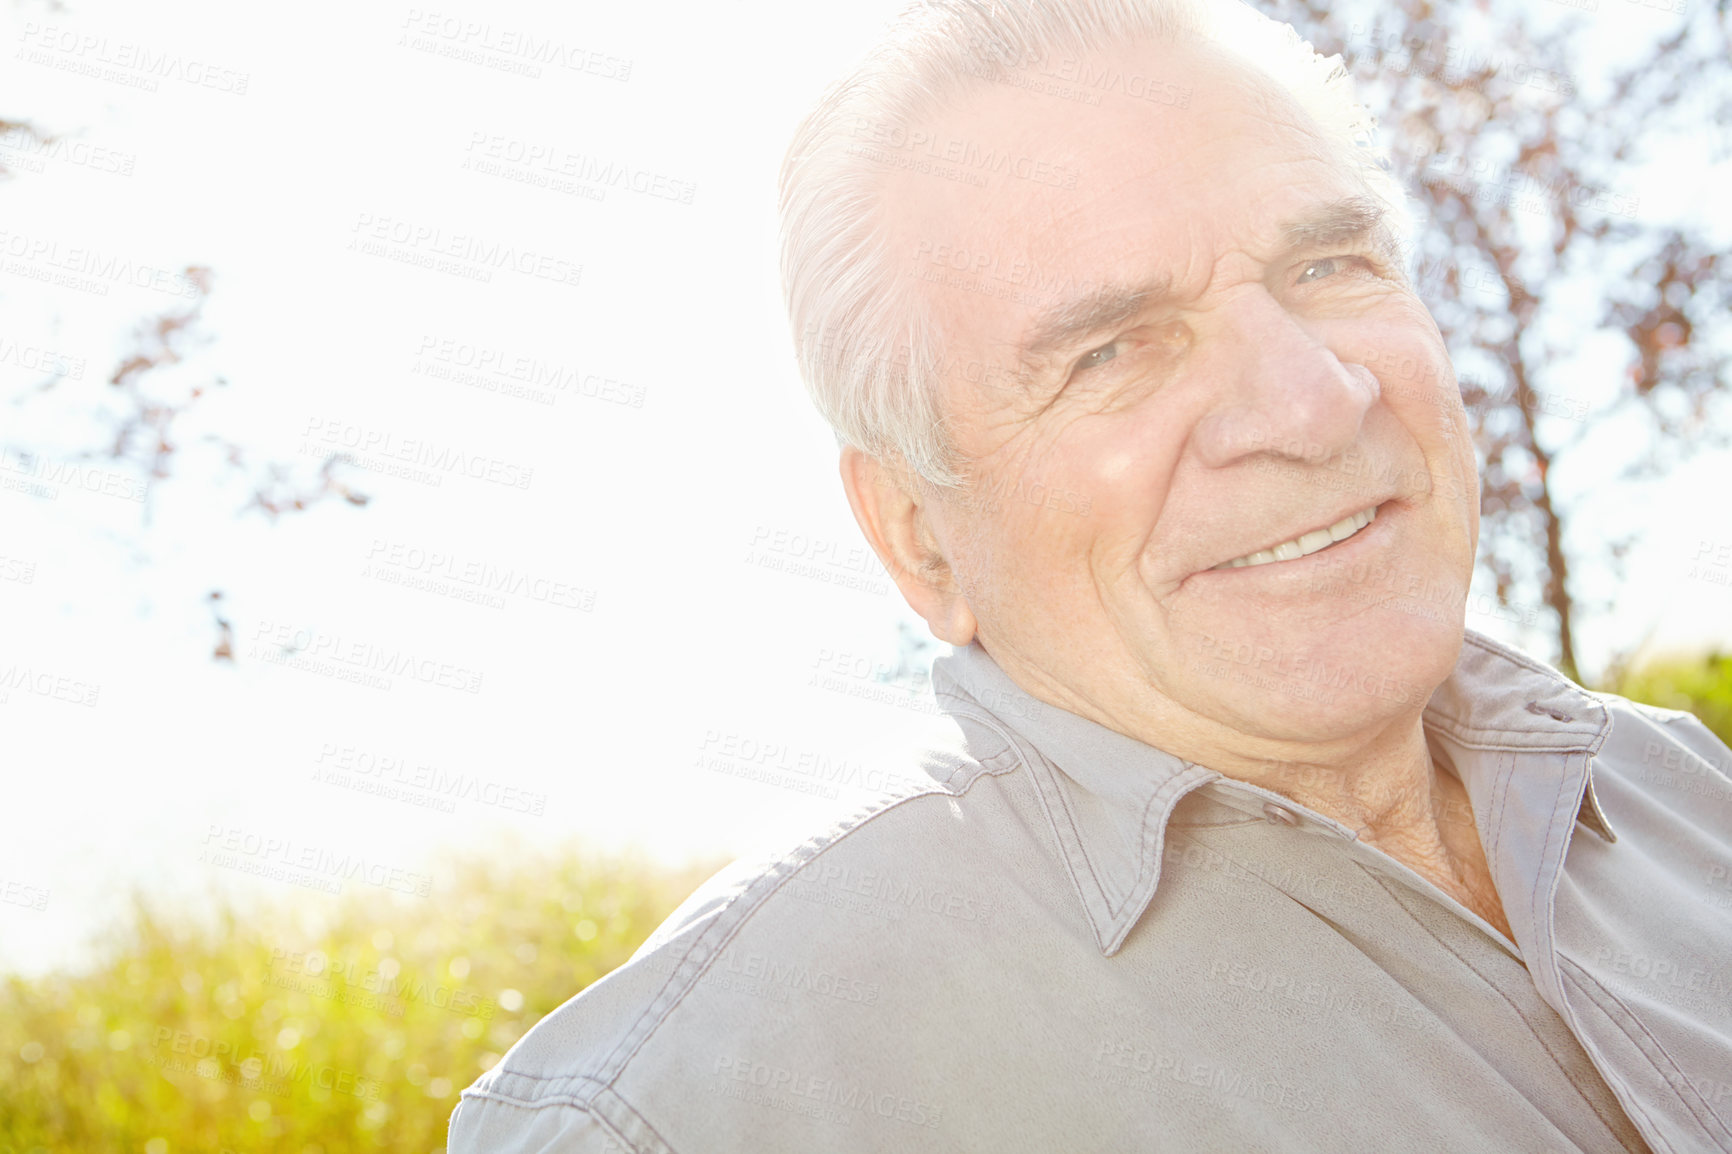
[
  {"x1": 1278, "y1": 197, "x2": 1393, "y2": 257},
  {"x1": 1014, "y1": 275, "x2": 1175, "y2": 374},
  {"x1": 1010, "y1": 198, "x2": 1397, "y2": 377}
]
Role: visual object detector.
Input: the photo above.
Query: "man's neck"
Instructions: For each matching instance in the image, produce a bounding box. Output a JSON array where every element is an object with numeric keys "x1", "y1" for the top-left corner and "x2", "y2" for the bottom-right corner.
[
  {"x1": 1236, "y1": 732, "x2": 1514, "y2": 943},
  {"x1": 983, "y1": 643, "x2": 1515, "y2": 942}
]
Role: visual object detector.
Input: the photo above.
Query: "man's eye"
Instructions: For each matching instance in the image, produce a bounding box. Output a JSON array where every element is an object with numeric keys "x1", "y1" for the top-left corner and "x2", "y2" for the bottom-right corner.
[
  {"x1": 1297, "y1": 255, "x2": 1371, "y2": 285},
  {"x1": 1074, "y1": 341, "x2": 1121, "y2": 373},
  {"x1": 1066, "y1": 322, "x2": 1189, "y2": 384}
]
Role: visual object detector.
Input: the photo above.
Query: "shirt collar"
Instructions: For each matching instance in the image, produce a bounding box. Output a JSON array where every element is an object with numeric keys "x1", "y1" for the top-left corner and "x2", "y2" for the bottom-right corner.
[{"x1": 930, "y1": 628, "x2": 1615, "y2": 957}]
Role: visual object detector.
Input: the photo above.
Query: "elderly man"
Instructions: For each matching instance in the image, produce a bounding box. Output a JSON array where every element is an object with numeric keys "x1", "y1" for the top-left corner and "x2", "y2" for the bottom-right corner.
[{"x1": 451, "y1": 1, "x2": 1732, "y2": 1150}]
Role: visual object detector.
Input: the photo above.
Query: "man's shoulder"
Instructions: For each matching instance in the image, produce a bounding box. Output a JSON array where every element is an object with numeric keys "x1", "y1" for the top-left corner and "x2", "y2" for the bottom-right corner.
[
  {"x1": 449, "y1": 718, "x2": 1031, "y2": 1151},
  {"x1": 1585, "y1": 683, "x2": 1732, "y2": 787}
]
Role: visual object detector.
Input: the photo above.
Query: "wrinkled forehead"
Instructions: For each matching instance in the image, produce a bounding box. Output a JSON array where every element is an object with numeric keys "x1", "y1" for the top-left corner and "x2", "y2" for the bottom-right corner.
[{"x1": 874, "y1": 37, "x2": 1363, "y2": 363}]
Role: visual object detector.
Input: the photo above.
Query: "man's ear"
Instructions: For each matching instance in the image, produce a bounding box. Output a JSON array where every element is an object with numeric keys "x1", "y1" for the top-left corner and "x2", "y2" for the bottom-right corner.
[{"x1": 839, "y1": 446, "x2": 978, "y2": 647}]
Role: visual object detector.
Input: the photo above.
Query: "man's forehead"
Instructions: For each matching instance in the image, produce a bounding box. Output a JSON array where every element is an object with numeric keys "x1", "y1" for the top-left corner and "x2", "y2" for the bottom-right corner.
[{"x1": 878, "y1": 40, "x2": 1373, "y2": 363}]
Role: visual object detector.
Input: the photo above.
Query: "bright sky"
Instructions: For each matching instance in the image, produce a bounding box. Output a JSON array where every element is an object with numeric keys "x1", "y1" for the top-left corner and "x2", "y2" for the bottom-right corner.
[{"x1": 0, "y1": 0, "x2": 1726, "y2": 977}]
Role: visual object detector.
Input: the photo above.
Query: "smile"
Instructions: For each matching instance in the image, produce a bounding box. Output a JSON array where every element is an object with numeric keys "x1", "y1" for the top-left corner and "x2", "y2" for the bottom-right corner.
[{"x1": 1212, "y1": 505, "x2": 1379, "y2": 570}]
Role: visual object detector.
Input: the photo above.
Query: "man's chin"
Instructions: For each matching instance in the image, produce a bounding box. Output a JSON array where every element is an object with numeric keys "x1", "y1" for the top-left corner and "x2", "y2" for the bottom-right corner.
[{"x1": 1167, "y1": 613, "x2": 1466, "y2": 743}]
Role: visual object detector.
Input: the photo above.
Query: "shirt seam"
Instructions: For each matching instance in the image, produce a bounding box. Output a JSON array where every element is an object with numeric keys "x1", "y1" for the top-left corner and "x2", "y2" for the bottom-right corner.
[
  {"x1": 591, "y1": 1084, "x2": 677, "y2": 1154},
  {"x1": 987, "y1": 714, "x2": 1214, "y2": 948},
  {"x1": 601, "y1": 789, "x2": 953, "y2": 1084},
  {"x1": 1525, "y1": 748, "x2": 1587, "y2": 986},
  {"x1": 456, "y1": 1080, "x2": 675, "y2": 1154},
  {"x1": 939, "y1": 699, "x2": 1121, "y2": 918},
  {"x1": 1557, "y1": 954, "x2": 1732, "y2": 1148},
  {"x1": 1426, "y1": 632, "x2": 1612, "y2": 750},
  {"x1": 1421, "y1": 725, "x2": 1604, "y2": 752},
  {"x1": 1487, "y1": 748, "x2": 1513, "y2": 878},
  {"x1": 525, "y1": 747, "x2": 1015, "y2": 1109},
  {"x1": 937, "y1": 691, "x2": 1168, "y2": 946},
  {"x1": 1549, "y1": 966, "x2": 1678, "y2": 1154},
  {"x1": 1444, "y1": 632, "x2": 1600, "y2": 718},
  {"x1": 1167, "y1": 812, "x2": 1266, "y2": 829},
  {"x1": 1365, "y1": 871, "x2": 1639, "y2": 1148}
]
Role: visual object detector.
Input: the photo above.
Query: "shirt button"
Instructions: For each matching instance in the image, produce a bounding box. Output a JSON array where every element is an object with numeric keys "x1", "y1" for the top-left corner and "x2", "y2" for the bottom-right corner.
[{"x1": 1263, "y1": 802, "x2": 1300, "y2": 827}]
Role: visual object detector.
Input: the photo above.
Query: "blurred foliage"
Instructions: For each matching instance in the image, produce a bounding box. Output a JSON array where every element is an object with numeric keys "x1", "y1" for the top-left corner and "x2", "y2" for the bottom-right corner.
[
  {"x1": 1603, "y1": 650, "x2": 1732, "y2": 748},
  {"x1": 0, "y1": 849, "x2": 720, "y2": 1154}
]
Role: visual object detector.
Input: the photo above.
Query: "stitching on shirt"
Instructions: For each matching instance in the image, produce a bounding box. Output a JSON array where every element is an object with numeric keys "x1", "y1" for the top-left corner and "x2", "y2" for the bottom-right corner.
[
  {"x1": 1525, "y1": 749, "x2": 1587, "y2": 987},
  {"x1": 1550, "y1": 962, "x2": 1682, "y2": 1154},
  {"x1": 1487, "y1": 748, "x2": 1514, "y2": 876},
  {"x1": 580, "y1": 723, "x2": 1020, "y2": 1097},
  {"x1": 1425, "y1": 634, "x2": 1611, "y2": 751},
  {"x1": 945, "y1": 691, "x2": 1235, "y2": 950},
  {"x1": 938, "y1": 681, "x2": 1158, "y2": 916},
  {"x1": 983, "y1": 712, "x2": 1192, "y2": 936},
  {"x1": 457, "y1": 1082, "x2": 673, "y2": 1154},
  {"x1": 1422, "y1": 724, "x2": 1603, "y2": 752},
  {"x1": 1091, "y1": 770, "x2": 1216, "y2": 955},
  {"x1": 930, "y1": 701, "x2": 1024, "y2": 783},
  {"x1": 459, "y1": 1075, "x2": 680, "y2": 1153},
  {"x1": 930, "y1": 700, "x2": 1195, "y2": 951},
  {"x1": 1423, "y1": 708, "x2": 1608, "y2": 752},
  {"x1": 1352, "y1": 856, "x2": 1518, "y2": 959},
  {"x1": 1367, "y1": 871, "x2": 1640, "y2": 1147},
  {"x1": 462, "y1": 1071, "x2": 611, "y2": 1109},
  {"x1": 1167, "y1": 812, "x2": 1263, "y2": 829},
  {"x1": 1126, "y1": 772, "x2": 1217, "y2": 895},
  {"x1": 1437, "y1": 634, "x2": 1601, "y2": 724},
  {"x1": 1112, "y1": 777, "x2": 1182, "y2": 920},
  {"x1": 590, "y1": 1084, "x2": 678, "y2": 1154},
  {"x1": 942, "y1": 709, "x2": 1023, "y2": 788},
  {"x1": 948, "y1": 703, "x2": 1112, "y2": 920},
  {"x1": 935, "y1": 686, "x2": 1108, "y2": 894},
  {"x1": 1558, "y1": 955, "x2": 1732, "y2": 1147},
  {"x1": 601, "y1": 799, "x2": 924, "y2": 1079}
]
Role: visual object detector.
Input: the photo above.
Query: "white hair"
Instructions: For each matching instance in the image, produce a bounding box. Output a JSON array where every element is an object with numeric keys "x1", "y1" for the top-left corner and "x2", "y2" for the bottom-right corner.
[{"x1": 778, "y1": 0, "x2": 1409, "y2": 489}]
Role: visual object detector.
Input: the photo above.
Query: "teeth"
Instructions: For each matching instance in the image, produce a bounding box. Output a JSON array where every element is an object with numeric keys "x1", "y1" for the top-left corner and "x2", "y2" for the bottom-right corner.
[{"x1": 1214, "y1": 505, "x2": 1377, "y2": 571}]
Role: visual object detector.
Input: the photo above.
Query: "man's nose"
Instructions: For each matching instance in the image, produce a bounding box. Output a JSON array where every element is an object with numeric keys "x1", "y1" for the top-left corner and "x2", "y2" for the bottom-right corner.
[{"x1": 1189, "y1": 292, "x2": 1378, "y2": 469}]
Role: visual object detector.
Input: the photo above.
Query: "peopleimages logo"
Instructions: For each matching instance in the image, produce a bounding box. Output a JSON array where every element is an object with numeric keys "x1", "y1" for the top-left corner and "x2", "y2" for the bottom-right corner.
[
  {"x1": 411, "y1": 335, "x2": 647, "y2": 408},
  {"x1": 463, "y1": 132, "x2": 697, "y2": 204},
  {"x1": 0, "y1": 662, "x2": 101, "y2": 707},
  {"x1": 0, "y1": 878, "x2": 51, "y2": 911},
  {"x1": 313, "y1": 741, "x2": 549, "y2": 816},
  {"x1": 397, "y1": 9, "x2": 632, "y2": 81},
  {"x1": 148, "y1": 1029, "x2": 381, "y2": 1100},
  {"x1": 0, "y1": 447, "x2": 147, "y2": 503},
  {"x1": 0, "y1": 126, "x2": 136, "y2": 177},
  {"x1": 711, "y1": 1057, "x2": 944, "y2": 1129},
  {"x1": 0, "y1": 335, "x2": 87, "y2": 379},
  {"x1": 1091, "y1": 1039, "x2": 1319, "y2": 1114},
  {"x1": 15, "y1": 22, "x2": 251, "y2": 94},
  {"x1": 249, "y1": 618, "x2": 485, "y2": 695},
  {"x1": 0, "y1": 228, "x2": 202, "y2": 298},
  {"x1": 346, "y1": 212, "x2": 582, "y2": 289},
  {"x1": 265, "y1": 948, "x2": 499, "y2": 1018},
  {"x1": 301, "y1": 417, "x2": 534, "y2": 490},
  {"x1": 363, "y1": 539, "x2": 594, "y2": 611},
  {"x1": 201, "y1": 825, "x2": 434, "y2": 897}
]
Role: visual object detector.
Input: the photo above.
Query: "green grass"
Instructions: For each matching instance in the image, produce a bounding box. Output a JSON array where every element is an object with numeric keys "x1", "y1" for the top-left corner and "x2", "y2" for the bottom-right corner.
[
  {"x1": 0, "y1": 849, "x2": 720, "y2": 1154},
  {"x1": 1602, "y1": 651, "x2": 1732, "y2": 748}
]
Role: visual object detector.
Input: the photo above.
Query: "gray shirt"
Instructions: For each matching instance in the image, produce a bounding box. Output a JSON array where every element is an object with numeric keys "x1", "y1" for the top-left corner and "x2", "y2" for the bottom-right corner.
[{"x1": 450, "y1": 630, "x2": 1732, "y2": 1152}]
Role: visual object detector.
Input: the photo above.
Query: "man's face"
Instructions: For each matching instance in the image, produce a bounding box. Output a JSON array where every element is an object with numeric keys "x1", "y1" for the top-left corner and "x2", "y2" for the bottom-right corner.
[{"x1": 881, "y1": 40, "x2": 1480, "y2": 754}]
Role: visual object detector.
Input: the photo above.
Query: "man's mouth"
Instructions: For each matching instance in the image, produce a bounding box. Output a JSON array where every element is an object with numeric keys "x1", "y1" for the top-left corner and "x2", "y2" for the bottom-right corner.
[{"x1": 1211, "y1": 505, "x2": 1379, "y2": 570}]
